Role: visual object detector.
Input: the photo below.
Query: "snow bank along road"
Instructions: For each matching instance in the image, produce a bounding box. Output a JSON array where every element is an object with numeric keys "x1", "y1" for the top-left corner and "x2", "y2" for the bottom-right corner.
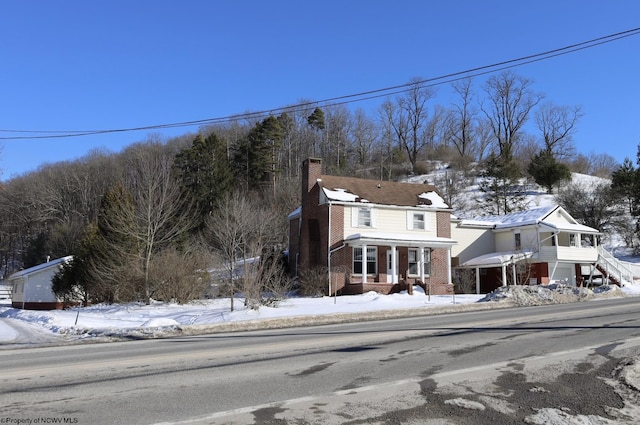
[{"x1": 2, "y1": 297, "x2": 640, "y2": 424}]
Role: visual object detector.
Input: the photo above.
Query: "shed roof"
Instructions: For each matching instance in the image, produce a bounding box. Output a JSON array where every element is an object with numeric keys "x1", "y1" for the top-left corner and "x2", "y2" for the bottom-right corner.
[{"x1": 8, "y1": 256, "x2": 72, "y2": 280}]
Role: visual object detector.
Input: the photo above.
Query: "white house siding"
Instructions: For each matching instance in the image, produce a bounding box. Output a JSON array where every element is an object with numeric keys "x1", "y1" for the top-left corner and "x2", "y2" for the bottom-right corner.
[
  {"x1": 8, "y1": 257, "x2": 70, "y2": 309},
  {"x1": 543, "y1": 209, "x2": 575, "y2": 226},
  {"x1": 494, "y1": 231, "x2": 514, "y2": 252},
  {"x1": 10, "y1": 268, "x2": 59, "y2": 306},
  {"x1": 344, "y1": 206, "x2": 440, "y2": 239},
  {"x1": 450, "y1": 225, "x2": 494, "y2": 264}
]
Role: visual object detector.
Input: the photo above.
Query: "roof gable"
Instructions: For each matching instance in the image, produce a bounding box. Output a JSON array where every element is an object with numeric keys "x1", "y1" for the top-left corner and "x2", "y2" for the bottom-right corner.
[
  {"x1": 459, "y1": 205, "x2": 599, "y2": 233},
  {"x1": 317, "y1": 175, "x2": 449, "y2": 209},
  {"x1": 8, "y1": 256, "x2": 72, "y2": 280}
]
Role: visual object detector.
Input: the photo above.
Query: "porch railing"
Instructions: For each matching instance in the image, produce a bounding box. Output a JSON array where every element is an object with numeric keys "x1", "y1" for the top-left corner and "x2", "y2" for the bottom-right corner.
[{"x1": 594, "y1": 246, "x2": 635, "y2": 286}]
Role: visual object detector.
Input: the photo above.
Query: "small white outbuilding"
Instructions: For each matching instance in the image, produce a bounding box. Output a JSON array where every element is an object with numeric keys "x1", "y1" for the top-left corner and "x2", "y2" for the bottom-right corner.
[{"x1": 9, "y1": 256, "x2": 72, "y2": 310}]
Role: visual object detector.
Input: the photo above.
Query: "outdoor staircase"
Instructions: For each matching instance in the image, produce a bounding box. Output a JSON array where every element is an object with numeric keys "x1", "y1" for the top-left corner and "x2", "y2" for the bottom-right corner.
[{"x1": 591, "y1": 246, "x2": 635, "y2": 287}]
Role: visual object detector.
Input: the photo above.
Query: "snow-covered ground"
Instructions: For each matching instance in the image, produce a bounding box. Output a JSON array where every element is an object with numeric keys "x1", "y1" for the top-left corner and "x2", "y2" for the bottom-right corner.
[{"x1": 1, "y1": 283, "x2": 640, "y2": 347}]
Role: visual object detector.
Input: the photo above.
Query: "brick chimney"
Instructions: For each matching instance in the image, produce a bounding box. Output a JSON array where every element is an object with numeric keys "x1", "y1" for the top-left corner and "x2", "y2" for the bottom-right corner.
[{"x1": 302, "y1": 157, "x2": 322, "y2": 200}]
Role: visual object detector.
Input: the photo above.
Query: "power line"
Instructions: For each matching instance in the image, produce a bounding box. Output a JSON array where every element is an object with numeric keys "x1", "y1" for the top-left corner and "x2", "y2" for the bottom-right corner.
[{"x1": 2, "y1": 27, "x2": 639, "y2": 141}]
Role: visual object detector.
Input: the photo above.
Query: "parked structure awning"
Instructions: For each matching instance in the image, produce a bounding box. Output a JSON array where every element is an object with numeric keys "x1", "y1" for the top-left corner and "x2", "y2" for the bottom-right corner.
[{"x1": 459, "y1": 250, "x2": 535, "y2": 268}]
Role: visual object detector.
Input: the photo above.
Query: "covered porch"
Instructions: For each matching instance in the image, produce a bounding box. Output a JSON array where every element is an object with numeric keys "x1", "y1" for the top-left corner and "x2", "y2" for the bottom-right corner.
[
  {"x1": 458, "y1": 250, "x2": 536, "y2": 294},
  {"x1": 331, "y1": 233, "x2": 456, "y2": 295}
]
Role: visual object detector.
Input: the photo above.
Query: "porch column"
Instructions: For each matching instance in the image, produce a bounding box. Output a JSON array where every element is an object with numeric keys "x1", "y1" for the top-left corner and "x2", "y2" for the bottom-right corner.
[
  {"x1": 361, "y1": 243, "x2": 367, "y2": 282},
  {"x1": 419, "y1": 247, "x2": 425, "y2": 283},
  {"x1": 446, "y1": 247, "x2": 452, "y2": 284},
  {"x1": 501, "y1": 264, "x2": 507, "y2": 286},
  {"x1": 475, "y1": 267, "x2": 480, "y2": 294},
  {"x1": 391, "y1": 245, "x2": 398, "y2": 284}
]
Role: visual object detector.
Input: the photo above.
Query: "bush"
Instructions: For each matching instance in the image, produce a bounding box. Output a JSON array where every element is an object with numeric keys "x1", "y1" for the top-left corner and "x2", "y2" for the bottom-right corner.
[{"x1": 298, "y1": 266, "x2": 329, "y2": 297}]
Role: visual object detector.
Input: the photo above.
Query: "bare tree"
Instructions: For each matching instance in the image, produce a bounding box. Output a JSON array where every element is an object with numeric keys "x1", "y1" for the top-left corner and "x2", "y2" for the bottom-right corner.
[
  {"x1": 481, "y1": 71, "x2": 544, "y2": 160},
  {"x1": 444, "y1": 79, "x2": 478, "y2": 169},
  {"x1": 556, "y1": 180, "x2": 621, "y2": 235},
  {"x1": 535, "y1": 102, "x2": 582, "y2": 160},
  {"x1": 207, "y1": 191, "x2": 253, "y2": 311},
  {"x1": 207, "y1": 191, "x2": 286, "y2": 310},
  {"x1": 383, "y1": 78, "x2": 438, "y2": 173},
  {"x1": 588, "y1": 152, "x2": 619, "y2": 178},
  {"x1": 349, "y1": 108, "x2": 378, "y2": 169},
  {"x1": 92, "y1": 140, "x2": 195, "y2": 303}
]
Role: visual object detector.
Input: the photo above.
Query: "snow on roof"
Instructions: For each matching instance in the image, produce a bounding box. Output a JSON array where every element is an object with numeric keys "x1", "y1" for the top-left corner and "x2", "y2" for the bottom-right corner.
[
  {"x1": 287, "y1": 206, "x2": 301, "y2": 219},
  {"x1": 8, "y1": 256, "x2": 72, "y2": 280},
  {"x1": 460, "y1": 205, "x2": 558, "y2": 229},
  {"x1": 418, "y1": 191, "x2": 448, "y2": 208},
  {"x1": 344, "y1": 232, "x2": 457, "y2": 247},
  {"x1": 322, "y1": 187, "x2": 359, "y2": 202},
  {"x1": 459, "y1": 205, "x2": 600, "y2": 233},
  {"x1": 460, "y1": 250, "x2": 535, "y2": 267}
]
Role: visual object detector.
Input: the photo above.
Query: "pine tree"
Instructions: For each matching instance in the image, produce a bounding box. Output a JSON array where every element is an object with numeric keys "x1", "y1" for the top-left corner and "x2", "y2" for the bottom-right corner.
[
  {"x1": 479, "y1": 154, "x2": 527, "y2": 215},
  {"x1": 174, "y1": 133, "x2": 233, "y2": 229},
  {"x1": 611, "y1": 156, "x2": 639, "y2": 216},
  {"x1": 527, "y1": 150, "x2": 571, "y2": 194},
  {"x1": 234, "y1": 116, "x2": 283, "y2": 192}
]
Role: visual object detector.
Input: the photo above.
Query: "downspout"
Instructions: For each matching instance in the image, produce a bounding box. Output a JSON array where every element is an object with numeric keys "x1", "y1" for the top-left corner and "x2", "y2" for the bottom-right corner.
[{"x1": 328, "y1": 200, "x2": 332, "y2": 298}]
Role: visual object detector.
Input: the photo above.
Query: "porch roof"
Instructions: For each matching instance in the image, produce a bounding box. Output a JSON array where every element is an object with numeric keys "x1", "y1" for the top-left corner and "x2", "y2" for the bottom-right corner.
[
  {"x1": 459, "y1": 250, "x2": 535, "y2": 268},
  {"x1": 344, "y1": 232, "x2": 457, "y2": 248},
  {"x1": 539, "y1": 221, "x2": 600, "y2": 234}
]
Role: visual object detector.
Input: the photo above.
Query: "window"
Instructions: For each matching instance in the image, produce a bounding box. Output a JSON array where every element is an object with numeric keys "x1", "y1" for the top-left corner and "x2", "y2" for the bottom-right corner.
[
  {"x1": 514, "y1": 232, "x2": 521, "y2": 250},
  {"x1": 408, "y1": 248, "x2": 431, "y2": 277},
  {"x1": 407, "y1": 211, "x2": 427, "y2": 230},
  {"x1": 358, "y1": 208, "x2": 371, "y2": 227},
  {"x1": 353, "y1": 247, "x2": 377, "y2": 275},
  {"x1": 570, "y1": 233, "x2": 577, "y2": 247},
  {"x1": 412, "y1": 212, "x2": 425, "y2": 230}
]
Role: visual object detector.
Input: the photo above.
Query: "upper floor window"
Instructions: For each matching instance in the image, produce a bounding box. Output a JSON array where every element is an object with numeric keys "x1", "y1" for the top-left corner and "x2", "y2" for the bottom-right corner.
[
  {"x1": 358, "y1": 207, "x2": 371, "y2": 227},
  {"x1": 413, "y1": 212, "x2": 425, "y2": 230},
  {"x1": 407, "y1": 211, "x2": 427, "y2": 230},
  {"x1": 514, "y1": 232, "x2": 521, "y2": 250},
  {"x1": 352, "y1": 206, "x2": 375, "y2": 228}
]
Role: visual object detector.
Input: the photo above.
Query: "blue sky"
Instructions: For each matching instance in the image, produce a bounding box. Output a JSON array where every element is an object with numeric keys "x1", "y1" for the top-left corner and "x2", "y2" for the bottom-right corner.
[{"x1": 1, "y1": 1, "x2": 639, "y2": 180}]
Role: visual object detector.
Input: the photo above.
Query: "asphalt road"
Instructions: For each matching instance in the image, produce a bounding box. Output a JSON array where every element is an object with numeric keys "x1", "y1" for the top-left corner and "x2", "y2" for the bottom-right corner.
[{"x1": 2, "y1": 298, "x2": 640, "y2": 424}]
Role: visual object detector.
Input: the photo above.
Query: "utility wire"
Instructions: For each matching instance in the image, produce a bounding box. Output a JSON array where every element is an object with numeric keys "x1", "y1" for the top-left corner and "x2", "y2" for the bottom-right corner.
[{"x1": 1, "y1": 27, "x2": 639, "y2": 141}]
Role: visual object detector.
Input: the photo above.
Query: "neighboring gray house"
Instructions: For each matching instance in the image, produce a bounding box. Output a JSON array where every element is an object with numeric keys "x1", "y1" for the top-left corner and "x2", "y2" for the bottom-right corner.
[{"x1": 9, "y1": 256, "x2": 72, "y2": 310}]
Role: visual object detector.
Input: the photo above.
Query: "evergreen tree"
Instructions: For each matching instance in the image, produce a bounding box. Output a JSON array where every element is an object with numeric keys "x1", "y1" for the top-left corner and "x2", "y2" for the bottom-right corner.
[
  {"x1": 611, "y1": 156, "x2": 639, "y2": 216},
  {"x1": 234, "y1": 116, "x2": 283, "y2": 192},
  {"x1": 478, "y1": 154, "x2": 527, "y2": 215},
  {"x1": 527, "y1": 150, "x2": 571, "y2": 193},
  {"x1": 307, "y1": 107, "x2": 325, "y2": 131},
  {"x1": 51, "y1": 224, "x2": 101, "y2": 303},
  {"x1": 92, "y1": 184, "x2": 139, "y2": 302},
  {"x1": 174, "y1": 132, "x2": 233, "y2": 229}
]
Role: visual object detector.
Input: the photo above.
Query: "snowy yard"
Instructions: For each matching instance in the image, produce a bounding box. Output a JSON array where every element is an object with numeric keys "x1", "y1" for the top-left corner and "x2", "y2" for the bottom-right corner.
[{"x1": 1, "y1": 282, "x2": 639, "y2": 346}]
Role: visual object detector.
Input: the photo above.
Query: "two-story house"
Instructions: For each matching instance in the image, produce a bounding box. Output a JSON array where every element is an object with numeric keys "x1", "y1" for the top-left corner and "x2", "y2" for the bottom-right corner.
[
  {"x1": 288, "y1": 158, "x2": 457, "y2": 295},
  {"x1": 451, "y1": 205, "x2": 633, "y2": 293}
]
